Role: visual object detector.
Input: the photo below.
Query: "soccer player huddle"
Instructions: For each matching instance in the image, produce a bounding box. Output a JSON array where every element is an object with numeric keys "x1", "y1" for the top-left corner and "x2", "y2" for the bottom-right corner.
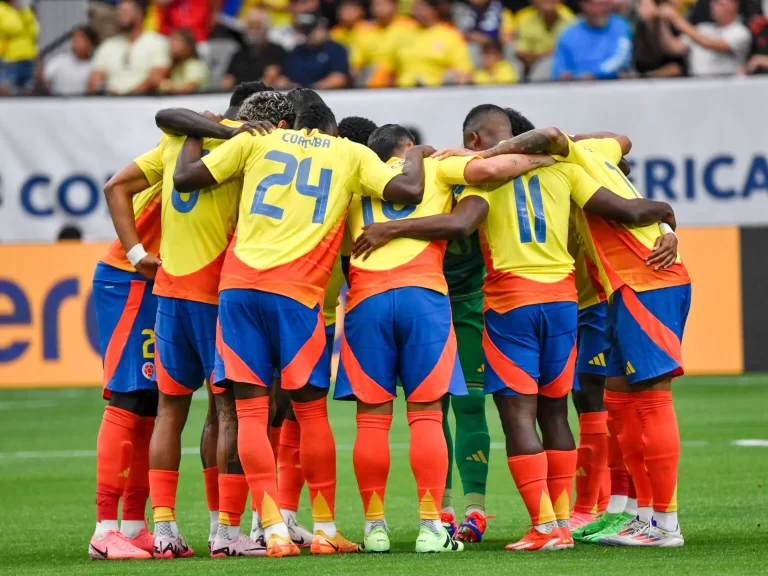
[{"x1": 88, "y1": 81, "x2": 692, "y2": 561}]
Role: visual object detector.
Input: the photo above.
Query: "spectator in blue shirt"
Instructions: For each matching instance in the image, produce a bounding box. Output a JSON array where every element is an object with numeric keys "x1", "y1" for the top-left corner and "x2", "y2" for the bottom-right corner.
[
  {"x1": 277, "y1": 13, "x2": 349, "y2": 89},
  {"x1": 552, "y1": 0, "x2": 632, "y2": 80}
]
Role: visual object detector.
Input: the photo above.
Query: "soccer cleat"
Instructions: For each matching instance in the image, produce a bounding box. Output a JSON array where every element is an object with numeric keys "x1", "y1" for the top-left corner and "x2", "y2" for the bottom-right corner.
[
  {"x1": 604, "y1": 520, "x2": 684, "y2": 547},
  {"x1": 89, "y1": 530, "x2": 152, "y2": 560},
  {"x1": 440, "y1": 511, "x2": 458, "y2": 538},
  {"x1": 153, "y1": 533, "x2": 194, "y2": 559},
  {"x1": 581, "y1": 512, "x2": 634, "y2": 543},
  {"x1": 598, "y1": 516, "x2": 650, "y2": 546},
  {"x1": 266, "y1": 534, "x2": 301, "y2": 558},
  {"x1": 456, "y1": 511, "x2": 492, "y2": 543},
  {"x1": 285, "y1": 514, "x2": 313, "y2": 548},
  {"x1": 568, "y1": 511, "x2": 597, "y2": 536},
  {"x1": 556, "y1": 527, "x2": 574, "y2": 549},
  {"x1": 505, "y1": 526, "x2": 571, "y2": 552},
  {"x1": 359, "y1": 526, "x2": 390, "y2": 553},
  {"x1": 311, "y1": 530, "x2": 359, "y2": 555},
  {"x1": 126, "y1": 527, "x2": 155, "y2": 555},
  {"x1": 210, "y1": 533, "x2": 267, "y2": 557},
  {"x1": 415, "y1": 526, "x2": 464, "y2": 553}
]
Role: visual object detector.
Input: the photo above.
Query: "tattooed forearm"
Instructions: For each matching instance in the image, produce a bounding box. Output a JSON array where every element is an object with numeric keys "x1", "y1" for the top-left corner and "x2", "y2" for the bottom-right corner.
[{"x1": 479, "y1": 128, "x2": 568, "y2": 159}]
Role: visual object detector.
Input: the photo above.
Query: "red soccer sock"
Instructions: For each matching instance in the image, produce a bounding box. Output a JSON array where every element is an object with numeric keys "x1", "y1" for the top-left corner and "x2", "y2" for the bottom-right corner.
[
  {"x1": 218, "y1": 473, "x2": 249, "y2": 527},
  {"x1": 277, "y1": 419, "x2": 305, "y2": 512},
  {"x1": 236, "y1": 397, "x2": 282, "y2": 528},
  {"x1": 573, "y1": 411, "x2": 608, "y2": 514},
  {"x1": 606, "y1": 413, "x2": 629, "y2": 498},
  {"x1": 407, "y1": 411, "x2": 447, "y2": 520},
  {"x1": 203, "y1": 466, "x2": 219, "y2": 513},
  {"x1": 545, "y1": 449, "x2": 578, "y2": 521},
  {"x1": 598, "y1": 463, "x2": 611, "y2": 514},
  {"x1": 122, "y1": 416, "x2": 154, "y2": 521},
  {"x1": 293, "y1": 399, "x2": 336, "y2": 523},
  {"x1": 149, "y1": 469, "x2": 179, "y2": 522},
  {"x1": 507, "y1": 452, "x2": 556, "y2": 526},
  {"x1": 96, "y1": 406, "x2": 139, "y2": 522},
  {"x1": 270, "y1": 426, "x2": 282, "y2": 462},
  {"x1": 354, "y1": 414, "x2": 392, "y2": 520},
  {"x1": 635, "y1": 390, "x2": 680, "y2": 513},
  {"x1": 604, "y1": 390, "x2": 653, "y2": 509}
]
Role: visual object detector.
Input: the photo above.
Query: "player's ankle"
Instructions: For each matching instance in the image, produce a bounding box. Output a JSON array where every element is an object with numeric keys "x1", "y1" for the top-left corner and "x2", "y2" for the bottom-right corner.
[
  {"x1": 314, "y1": 521, "x2": 336, "y2": 537},
  {"x1": 265, "y1": 521, "x2": 290, "y2": 539}
]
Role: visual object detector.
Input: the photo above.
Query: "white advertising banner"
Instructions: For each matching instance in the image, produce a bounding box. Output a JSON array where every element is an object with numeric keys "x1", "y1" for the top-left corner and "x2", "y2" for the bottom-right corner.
[{"x1": 1, "y1": 77, "x2": 767, "y2": 241}]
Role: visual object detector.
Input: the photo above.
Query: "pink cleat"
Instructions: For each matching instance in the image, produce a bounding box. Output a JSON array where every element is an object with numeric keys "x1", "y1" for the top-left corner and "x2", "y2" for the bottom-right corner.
[
  {"x1": 210, "y1": 533, "x2": 267, "y2": 557},
  {"x1": 569, "y1": 511, "x2": 597, "y2": 532},
  {"x1": 89, "y1": 530, "x2": 152, "y2": 560},
  {"x1": 154, "y1": 533, "x2": 194, "y2": 559},
  {"x1": 126, "y1": 527, "x2": 155, "y2": 556}
]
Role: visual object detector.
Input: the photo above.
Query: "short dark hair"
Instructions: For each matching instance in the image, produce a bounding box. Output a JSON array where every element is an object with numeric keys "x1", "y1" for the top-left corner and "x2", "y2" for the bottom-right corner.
[
  {"x1": 367, "y1": 124, "x2": 415, "y2": 161},
  {"x1": 462, "y1": 103, "x2": 510, "y2": 135},
  {"x1": 73, "y1": 25, "x2": 99, "y2": 47},
  {"x1": 229, "y1": 81, "x2": 272, "y2": 108},
  {"x1": 504, "y1": 108, "x2": 536, "y2": 136},
  {"x1": 287, "y1": 88, "x2": 326, "y2": 114},
  {"x1": 294, "y1": 103, "x2": 338, "y2": 133},
  {"x1": 338, "y1": 116, "x2": 378, "y2": 145},
  {"x1": 122, "y1": 0, "x2": 150, "y2": 16}
]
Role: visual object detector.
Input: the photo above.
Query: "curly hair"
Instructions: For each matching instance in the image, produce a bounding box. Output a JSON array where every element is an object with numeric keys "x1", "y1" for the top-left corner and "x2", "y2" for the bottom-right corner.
[
  {"x1": 338, "y1": 116, "x2": 378, "y2": 146},
  {"x1": 237, "y1": 91, "x2": 296, "y2": 126}
]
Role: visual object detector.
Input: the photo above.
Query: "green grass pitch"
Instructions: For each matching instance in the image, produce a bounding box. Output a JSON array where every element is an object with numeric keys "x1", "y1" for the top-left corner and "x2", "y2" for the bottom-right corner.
[{"x1": 0, "y1": 375, "x2": 766, "y2": 575}]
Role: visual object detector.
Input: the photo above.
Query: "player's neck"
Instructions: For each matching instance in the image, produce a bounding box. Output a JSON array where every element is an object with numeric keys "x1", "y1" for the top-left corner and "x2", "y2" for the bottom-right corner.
[{"x1": 223, "y1": 107, "x2": 239, "y2": 120}]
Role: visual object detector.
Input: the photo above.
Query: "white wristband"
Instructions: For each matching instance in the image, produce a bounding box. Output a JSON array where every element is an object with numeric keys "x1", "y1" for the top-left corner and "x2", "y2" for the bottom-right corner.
[
  {"x1": 126, "y1": 243, "x2": 148, "y2": 267},
  {"x1": 659, "y1": 222, "x2": 676, "y2": 238}
]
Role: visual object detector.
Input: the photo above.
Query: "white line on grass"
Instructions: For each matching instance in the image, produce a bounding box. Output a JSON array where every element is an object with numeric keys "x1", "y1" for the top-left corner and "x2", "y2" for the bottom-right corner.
[{"x1": 731, "y1": 439, "x2": 768, "y2": 447}]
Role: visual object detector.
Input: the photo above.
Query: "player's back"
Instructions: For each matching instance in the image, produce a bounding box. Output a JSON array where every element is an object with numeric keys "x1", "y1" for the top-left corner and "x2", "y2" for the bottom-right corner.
[
  {"x1": 345, "y1": 156, "x2": 452, "y2": 309},
  {"x1": 561, "y1": 137, "x2": 690, "y2": 294},
  {"x1": 569, "y1": 220, "x2": 606, "y2": 311},
  {"x1": 156, "y1": 121, "x2": 242, "y2": 304},
  {"x1": 204, "y1": 128, "x2": 396, "y2": 308}
]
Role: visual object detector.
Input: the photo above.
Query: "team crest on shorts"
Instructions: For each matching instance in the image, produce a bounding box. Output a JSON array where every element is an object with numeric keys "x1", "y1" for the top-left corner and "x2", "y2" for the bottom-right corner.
[{"x1": 142, "y1": 362, "x2": 155, "y2": 380}]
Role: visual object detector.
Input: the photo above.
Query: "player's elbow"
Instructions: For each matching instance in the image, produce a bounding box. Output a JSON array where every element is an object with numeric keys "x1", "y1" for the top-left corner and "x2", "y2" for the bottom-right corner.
[
  {"x1": 616, "y1": 135, "x2": 632, "y2": 156},
  {"x1": 399, "y1": 184, "x2": 425, "y2": 206},
  {"x1": 541, "y1": 127, "x2": 569, "y2": 155},
  {"x1": 155, "y1": 108, "x2": 180, "y2": 135},
  {"x1": 173, "y1": 171, "x2": 196, "y2": 193}
]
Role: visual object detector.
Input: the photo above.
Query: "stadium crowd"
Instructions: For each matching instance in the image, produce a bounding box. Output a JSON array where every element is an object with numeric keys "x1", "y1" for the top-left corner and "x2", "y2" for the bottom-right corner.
[{"x1": 1, "y1": 0, "x2": 767, "y2": 95}]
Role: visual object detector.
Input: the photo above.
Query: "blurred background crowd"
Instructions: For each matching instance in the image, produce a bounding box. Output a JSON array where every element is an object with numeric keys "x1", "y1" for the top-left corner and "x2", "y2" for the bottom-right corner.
[{"x1": 2, "y1": 0, "x2": 767, "y2": 96}]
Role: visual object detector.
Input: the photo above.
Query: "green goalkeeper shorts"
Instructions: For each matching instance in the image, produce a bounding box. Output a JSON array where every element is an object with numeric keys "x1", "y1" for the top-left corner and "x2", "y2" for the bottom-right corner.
[{"x1": 452, "y1": 294, "x2": 484, "y2": 385}]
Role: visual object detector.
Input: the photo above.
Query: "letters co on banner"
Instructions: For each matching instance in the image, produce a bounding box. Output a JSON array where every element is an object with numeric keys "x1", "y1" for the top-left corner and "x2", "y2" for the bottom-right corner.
[{"x1": 1, "y1": 77, "x2": 768, "y2": 241}]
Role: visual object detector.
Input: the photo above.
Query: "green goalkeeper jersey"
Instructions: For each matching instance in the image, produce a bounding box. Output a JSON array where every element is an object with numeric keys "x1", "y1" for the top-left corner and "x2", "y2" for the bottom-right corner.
[{"x1": 443, "y1": 231, "x2": 485, "y2": 301}]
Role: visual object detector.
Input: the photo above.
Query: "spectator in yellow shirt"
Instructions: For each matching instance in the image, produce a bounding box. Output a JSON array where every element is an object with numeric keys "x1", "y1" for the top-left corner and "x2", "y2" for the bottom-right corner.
[
  {"x1": 160, "y1": 28, "x2": 209, "y2": 93},
  {"x1": 382, "y1": 0, "x2": 474, "y2": 87},
  {"x1": 515, "y1": 0, "x2": 575, "y2": 70},
  {"x1": 350, "y1": 0, "x2": 416, "y2": 87},
  {"x1": 473, "y1": 39, "x2": 518, "y2": 84},
  {"x1": 0, "y1": 0, "x2": 39, "y2": 95},
  {"x1": 331, "y1": 0, "x2": 373, "y2": 49}
]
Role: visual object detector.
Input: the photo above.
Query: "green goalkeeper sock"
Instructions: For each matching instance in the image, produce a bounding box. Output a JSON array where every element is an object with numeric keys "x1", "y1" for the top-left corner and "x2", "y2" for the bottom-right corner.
[
  {"x1": 442, "y1": 395, "x2": 454, "y2": 510},
  {"x1": 452, "y1": 387, "x2": 490, "y2": 514}
]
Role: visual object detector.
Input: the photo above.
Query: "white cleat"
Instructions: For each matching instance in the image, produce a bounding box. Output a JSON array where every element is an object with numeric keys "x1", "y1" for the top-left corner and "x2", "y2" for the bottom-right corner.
[
  {"x1": 614, "y1": 521, "x2": 685, "y2": 547},
  {"x1": 599, "y1": 517, "x2": 651, "y2": 547},
  {"x1": 210, "y1": 533, "x2": 267, "y2": 557},
  {"x1": 285, "y1": 514, "x2": 313, "y2": 548}
]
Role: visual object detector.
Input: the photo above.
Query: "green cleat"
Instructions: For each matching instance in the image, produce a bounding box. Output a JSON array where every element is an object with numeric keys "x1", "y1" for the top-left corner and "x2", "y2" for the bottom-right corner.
[
  {"x1": 582, "y1": 512, "x2": 635, "y2": 544},
  {"x1": 359, "y1": 526, "x2": 390, "y2": 553},
  {"x1": 415, "y1": 527, "x2": 464, "y2": 553}
]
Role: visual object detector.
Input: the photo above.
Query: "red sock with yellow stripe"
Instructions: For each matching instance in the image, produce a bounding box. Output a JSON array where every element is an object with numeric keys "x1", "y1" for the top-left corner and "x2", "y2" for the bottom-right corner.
[
  {"x1": 573, "y1": 412, "x2": 608, "y2": 514},
  {"x1": 235, "y1": 398, "x2": 282, "y2": 529},
  {"x1": 545, "y1": 450, "x2": 578, "y2": 524},
  {"x1": 149, "y1": 469, "x2": 179, "y2": 522},
  {"x1": 507, "y1": 453, "x2": 556, "y2": 526},
  {"x1": 407, "y1": 411, "x2": 447, "y2": 522},
  {"x1": 218, "y1": 474, "x2": 249, "y2": 529},
  {"x1": 96, "y1": 406, "x2": 139, "y2": 523},
  {"x1": 354, "y1": 414, "x2": 392, "y2": 520}
]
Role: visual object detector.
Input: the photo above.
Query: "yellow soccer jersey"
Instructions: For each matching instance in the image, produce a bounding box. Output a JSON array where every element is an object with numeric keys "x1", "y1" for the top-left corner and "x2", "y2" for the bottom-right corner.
[
  {"x1": 323, "y1": 255, "x2": 345, "y2": 326},
  {"x1": 202, "y1": 128, "x2": 399, "y2": 308},
  {"x1": 345, "y1": 157, "x2": 453, "y2": 310}
]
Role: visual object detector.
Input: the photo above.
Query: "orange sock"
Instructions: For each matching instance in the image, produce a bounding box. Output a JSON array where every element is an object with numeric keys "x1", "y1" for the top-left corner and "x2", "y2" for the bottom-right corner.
[
  {"x1": 573, "y1": 411, "x2": 608, "y2": 514},
  {"x1": 354, "y1": 414, "x2": 392, "y2": 520},
  {"x1": 277, "y1": 419, "x2": 305, "y2": 511},
  {"x1": 149, "y1": 469, "x2": 179, "y2": 522},
  {"x1": 236, "y1": 397, "x2": 282, "y2": 528},
  {"x1": 293, "y1": 399, "x2": 336, "y2": 523},
  {"x1": 96, "y1": 406, "x2": 139, "y2": 522},
  {"x1": 122, "y1": 416, "x2": 153, "y2": 521},
  {"x1": 635, "y1": 390, "x2": 679, "y2": 513},
  {"x1": 597, "y1": 463, "x2": 611, "y2": 514},
  {"x1": 545, "y1": 449, "x2": 577, "y2": 522},
  {"x1": 604, "y1": 391, "x2": 653, "y2": 509},
  {"x1": 203, "y1": 466, "x2": 219, "y2": 512},
  {"x1": 407, "y1": 411, "x2": 447, "y2": 520},
  {"x1": 606, "y1": 414, "x2": 629, "y2": 498},
  {"x1": 270, "y1": 426, "x2": 282, "y2": 462},
  {"x1": 507, "y1": 453, "x2": 556, "y2": 526},
  {"x1": 218, "y1": 474, "x2": 249, "y2": 527}
]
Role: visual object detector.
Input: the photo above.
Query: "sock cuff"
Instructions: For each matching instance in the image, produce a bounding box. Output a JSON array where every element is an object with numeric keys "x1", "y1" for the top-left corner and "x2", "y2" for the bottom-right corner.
[
  {"x1": 507, "y1": 452, "x2": 547, "y2": 487},
  {"x1": 104, "y1": 405, "x2": 141, "y2": 428},
  {"x1": 218, "y1": 474, "x2": 249, "y2": 516},
  {"x1": 356, "y1": 413, "x2": 393, "y2": 430},
  {"x1": 579, "y1": 411, "x2": 608, "y2": 434},
  {"x1": 235, "y1": 396, "x2": 270, "y2": 418},
  {"x1": 406, "y1": 410, "x2": 442, "y2": 425},
  {"x1": 149, "y1": 469, "x2": 179, "y2": 509},
  {"x1": 280, "y1": 420, "x2": 302, "y2": 447},
  {"x1": 292, "y1": 398, "x2": 327, "y2": 419},
  {"x1": 603, "y1": 390, "x2": 634, "y2": 407},
  {"x1": 544, "y1": 449, "x2": 578, "y2": 477},
  {"x1": 632, "y1": 390, "x2": 673, "y2": 404}
]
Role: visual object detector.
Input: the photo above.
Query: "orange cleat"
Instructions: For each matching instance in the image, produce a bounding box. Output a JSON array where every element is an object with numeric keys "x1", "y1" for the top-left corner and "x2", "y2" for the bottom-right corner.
[
  {"x1": 126, "y1": 527, "x2": 155, "y2": 556},
  {"x1": 556, "y1": 527, "x2": 574, "y2": 549},
  {"x1": 266, "y1": 534, "x2": 301, "y2": 558},
  {"x1": 310, "y1": 531, "x2": 359, "y2": 555},
  {"x1": 505, "y1": 526, "x2": 571, "y2": 552}
]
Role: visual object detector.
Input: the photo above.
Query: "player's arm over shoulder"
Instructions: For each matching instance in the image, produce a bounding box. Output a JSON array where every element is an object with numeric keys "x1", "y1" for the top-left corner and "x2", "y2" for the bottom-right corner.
[
  {"x1": 580, "y1": 174, "x2": 676, "y2": 228},
  {"x1": 354, "y1": 141, "x2": 431, "y2": 205},
  {"x1": 175, "y1": 132, "x2": 255, "y2": 192},
  {"x1": 571, "y1": 133, "x2": 631, "y2": 160},
  {"x1": 438, "y1": 154, "x2": 554, "y2": 186}
]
